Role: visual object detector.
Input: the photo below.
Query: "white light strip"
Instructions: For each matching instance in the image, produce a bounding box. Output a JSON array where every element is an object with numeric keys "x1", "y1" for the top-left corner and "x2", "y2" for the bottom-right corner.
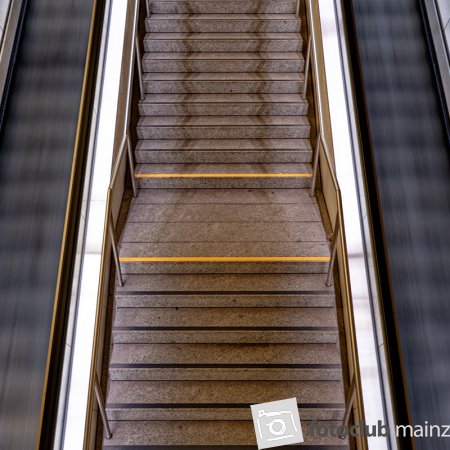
[
  {"x1": 62, "y1": 1, "x2": 127, "y2": 448},
  {"x1": 317, "y1": 1, "x2": 393, "y2": 448}
]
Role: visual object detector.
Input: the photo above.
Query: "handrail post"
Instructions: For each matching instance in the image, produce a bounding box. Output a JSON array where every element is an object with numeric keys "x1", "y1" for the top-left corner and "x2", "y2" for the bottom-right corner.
[
  {"x1": 127, "y1": 135, "x2": 138, "y2": 198},
  {"x1": 339, "y1": 375, "x2": 357, "y2": 438},
  {"x1": 109, "y1": 210, "x2": 124, "y2": 287},
  {"x1": 145, "y1": 0, "x2": 150, "y2": 18},
  {"x1": 302, "y1": 36, "x2": 312, "y2": 100},
  {"x1": 310, "y1": 136, "x2": 320, "y2": 197},
  {"x1": 94, "y1": 373, "x2": 112, "y2": 439},
  {"x1": 135, "y1": 36, "x2": 145, "y2": 100},
  {"x1": 296, "y1": 0, "x2": 301, "y2": 18},
  {"x1": 326, "y1": 215, "x2": 340, "y2": 287}
]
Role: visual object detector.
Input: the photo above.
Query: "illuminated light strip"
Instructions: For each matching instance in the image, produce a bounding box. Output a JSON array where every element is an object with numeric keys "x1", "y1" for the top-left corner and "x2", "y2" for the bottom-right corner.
[
  {"x1": 119, "y1": 256, "x2": 330, "y2": 263},
  {"x1": 134, "y1": 173, "x2": 313, "y2": 178}
]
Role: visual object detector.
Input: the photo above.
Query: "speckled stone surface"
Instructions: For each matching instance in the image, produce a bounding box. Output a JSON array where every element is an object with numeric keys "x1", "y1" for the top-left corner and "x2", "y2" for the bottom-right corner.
[
  {"x1": 143, "y1": 56, "x2": 304, "y2": 73},
  {"x1": 144, "y1": 33, "x2": 303, "y2": 53},
  {"x1": 103, "y1": 420, "x2": 349, "y2": 447},
  {"x1": 112, "y1": 329, "x2": 339, "y2": 344},
  {"x1": 101, "y1": 0, "x2": 350, "y2": 447},
  {"x1": 146, "y1": 15, "x2": 302, "y2": 34},
  {"x1": 148, "y1": 0, "x2": 296, "y2": 15}
]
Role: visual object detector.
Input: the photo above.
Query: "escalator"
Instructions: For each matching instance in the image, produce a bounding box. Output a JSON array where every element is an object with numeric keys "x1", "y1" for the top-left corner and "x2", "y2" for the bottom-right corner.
[
  {"x1": 343, "y1": 0, "x2": 450, "y2": 448},
  {"x1": 0, "y1": 1, "x2": 103, "y2": 448}
]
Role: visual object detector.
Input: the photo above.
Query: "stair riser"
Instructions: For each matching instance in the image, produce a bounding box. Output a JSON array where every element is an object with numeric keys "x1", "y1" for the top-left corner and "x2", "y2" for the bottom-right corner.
[
  {"x1": 146, "y1": 19, "x2": 301, "y2": 33},
  {"x1": 147, "y1": 1, "x2": 296, "y2": 15},
  {"x1": 144, "y1": 40, "x2": 302, "y2": 53},
  {"x1": 137, "y1": 126, "x2": 310, "y2": 140},
  {"x1": 109, "y1": 368, "x2": 342, "y2": 381},
  {"x1": 135, "y1": 150, "x2": 312, "y2": 164},
  {"x1": 144, "y1": 80, "x2": 303, "y2": 94},
  {"x1": 134, "y1": 178, "x2": 312, "y2": 189},
  {"x1": 106, "y1": 407, "x2": 344, "y2": 421},
  {"x1": 115, "y1": 294, "x2": 335, "y2": 308},
  {"x1": 138, "y1": 103, "x2": 308, "y2": 116},
  {"x1": 143, "y1": 60, "x2": 304, "y2": 73},
  {"x1": 113, "y1": 330, "x2": 338, "y2": 344}
]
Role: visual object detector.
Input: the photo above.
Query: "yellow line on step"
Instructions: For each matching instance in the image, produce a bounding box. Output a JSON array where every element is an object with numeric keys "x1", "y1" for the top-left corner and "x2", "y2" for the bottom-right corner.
[
  {"x1": 134, "y1": 173, "x2": 313, "y2": 178},
  {"x1": 119, "y1": 256, "x2": 330, "y2": 263}
]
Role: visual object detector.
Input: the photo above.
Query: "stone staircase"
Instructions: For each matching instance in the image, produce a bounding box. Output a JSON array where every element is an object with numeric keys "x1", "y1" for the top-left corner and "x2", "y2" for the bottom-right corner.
[{"x1": 102, "y1": 0, "x2": 349, "y2": 448}]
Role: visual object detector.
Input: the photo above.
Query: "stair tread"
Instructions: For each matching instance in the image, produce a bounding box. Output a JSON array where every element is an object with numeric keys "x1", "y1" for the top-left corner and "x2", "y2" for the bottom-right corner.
[
  {"x1": 140, "y1": 93, "x2": 307, "y2": 103},
  {"x1": 136, "y1": 139, "x2": 312, "y2": 150},
  {"x1": 119, "y1": 242, "x2": 330, "y2": 259},
  {"x1": 126, "y1": 202, "x2": 320, "y2": 221},
  {"x1": 111, "y1": 343, "x2": 342, "y2": 365},
  {"x1": 135, "y1": 162, "x2": 311, "y2": 174},
  {"x1": 147, "y1": 13, "x2": 297, "y2": 19},
  {"x1": 138, "y1": 116, "x2": 309, "y2": 126},
  {"x1": 144, "y1": 51, "x2": 304, "y2": 60},
  {"x1": 115, "y1": 273, "x2": 334, "y2": 293},
  {"x1": 143, "y1": 72, "x2": 304, "y2": 80},
  {"x1": 113, "y1": 307, "x2": 337, "y2": 328},
  {"x1": 130, "y1": 188, "x2": 316, "y2": 204},
  {"x1": 145, "y1": 32, "x2": 301, "y2": 40},
  {"x1": 122, "y1": 222, "x2": 327, "y2": 243},
  {"x1": 106, "y1": 380, "x2": 344, "y2": 405},
  {"x1": 103, "y1": 420, "x2": 349, "y2": 447}
]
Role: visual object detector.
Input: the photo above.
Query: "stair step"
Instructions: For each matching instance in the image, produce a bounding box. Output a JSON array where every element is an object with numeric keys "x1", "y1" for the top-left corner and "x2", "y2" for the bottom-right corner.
[
  {"x1": 135, "y1": 138, "x2": 312, "y2": 163},
  {"x1": 137, "y1": 115, "x2": 310, "y2": 140},
  {"x1": 109, "y1": 343, "x2": 342, "y2": 381},
  {"x1": 119, "y1": 243, "x2": 329, "y2": 274},
  {"x1": 129, "y1": 187, "x2": 317, "y2": 204},
  {"x1": 143, "y1": 52, "x2": 304, "y2": 72},
  {"x1": 146, "y1": 14, "x2": 301, "y2": 33},
  {"x1": 115, "y1": 273, "x2": 335, "y2": 308},
  {"x1": 144, "y1": 32, "x2": 302, "y2": 52},
  {"x1": 143, "y1": 72, "x2": 304, "y2": 94},
  {"x1": 133, "y1": 163, "x2": 312, "y2": 189},
  {"x1": 138, "y1": 94, "x2": 308, "y2": 116},
  {"x1": 147, "y1": 0, "x2": 296, "y2": 15},
  {"x1": 122, "y1": 221, "x2": 326, "y2": 243},
  {"x1": 113, "y1": 306, "x2": 336, "y2": 328},
  {"x1": 106, "y1": 380, "x2": 344, "y2": 421},
  {"x1": 126, "y1": 195, "x2": 320, "y2": 221},
  {"x1": 103, "y1": 420, "x2": 350, "y2": 448}
]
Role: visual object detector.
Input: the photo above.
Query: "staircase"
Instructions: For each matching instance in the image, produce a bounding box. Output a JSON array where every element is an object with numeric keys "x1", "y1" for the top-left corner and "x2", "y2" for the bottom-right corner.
[{"x1": 102, "y1": 0, "x2": 349, "y2": 448}]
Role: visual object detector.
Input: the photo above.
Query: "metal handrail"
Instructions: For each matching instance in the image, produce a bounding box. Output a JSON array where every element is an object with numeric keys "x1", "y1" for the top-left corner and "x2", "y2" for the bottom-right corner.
[
  {"x1": 83, "y1": 0, "x2": 142, "y2": 444},
  {"x1": 301, "y1": 0, "x2": 368, "y2": 447}
]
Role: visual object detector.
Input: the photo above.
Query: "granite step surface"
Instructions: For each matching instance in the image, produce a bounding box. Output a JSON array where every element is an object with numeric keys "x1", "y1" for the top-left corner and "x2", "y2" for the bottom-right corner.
[
  {"x1": 146, "y1": 14, "x2": 302, "y2": 33},
  {"x1": 136, "y1": 115, "x2": 310, "y2": 140},
  {"x1": 143, "y1": 32, "x2": 303, "y2": 52},
  {"x1": 109, "y1": 343, "x2": 343, "y2": 381},
  {"x1": 143, "y1": 72, "x2": 304, "y2": 94},
  {"x1": 114, "y1": 272, "x2": 335, "y2": 308},
  {"x1": 143, "y1": 52, "x2": 304, "y2": 72},
  {"x1": 133, "y1": 162, "x2": 313, "y2": 189},
  {"x1": 105, "y1": 379, "x2": 345, "y2": 421},
  {"x1": 147, "y1": 0, "x2": 296, "y2": 15},
  {"x1": 103, "y1": 420, "x2": 350, "y2": 448},
  {"x1": 138, "y1": 93, "x2": 308, "y2": 116},
  {"x1": 135, "y1": 138, "x2": 312, "y2": 163}
]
